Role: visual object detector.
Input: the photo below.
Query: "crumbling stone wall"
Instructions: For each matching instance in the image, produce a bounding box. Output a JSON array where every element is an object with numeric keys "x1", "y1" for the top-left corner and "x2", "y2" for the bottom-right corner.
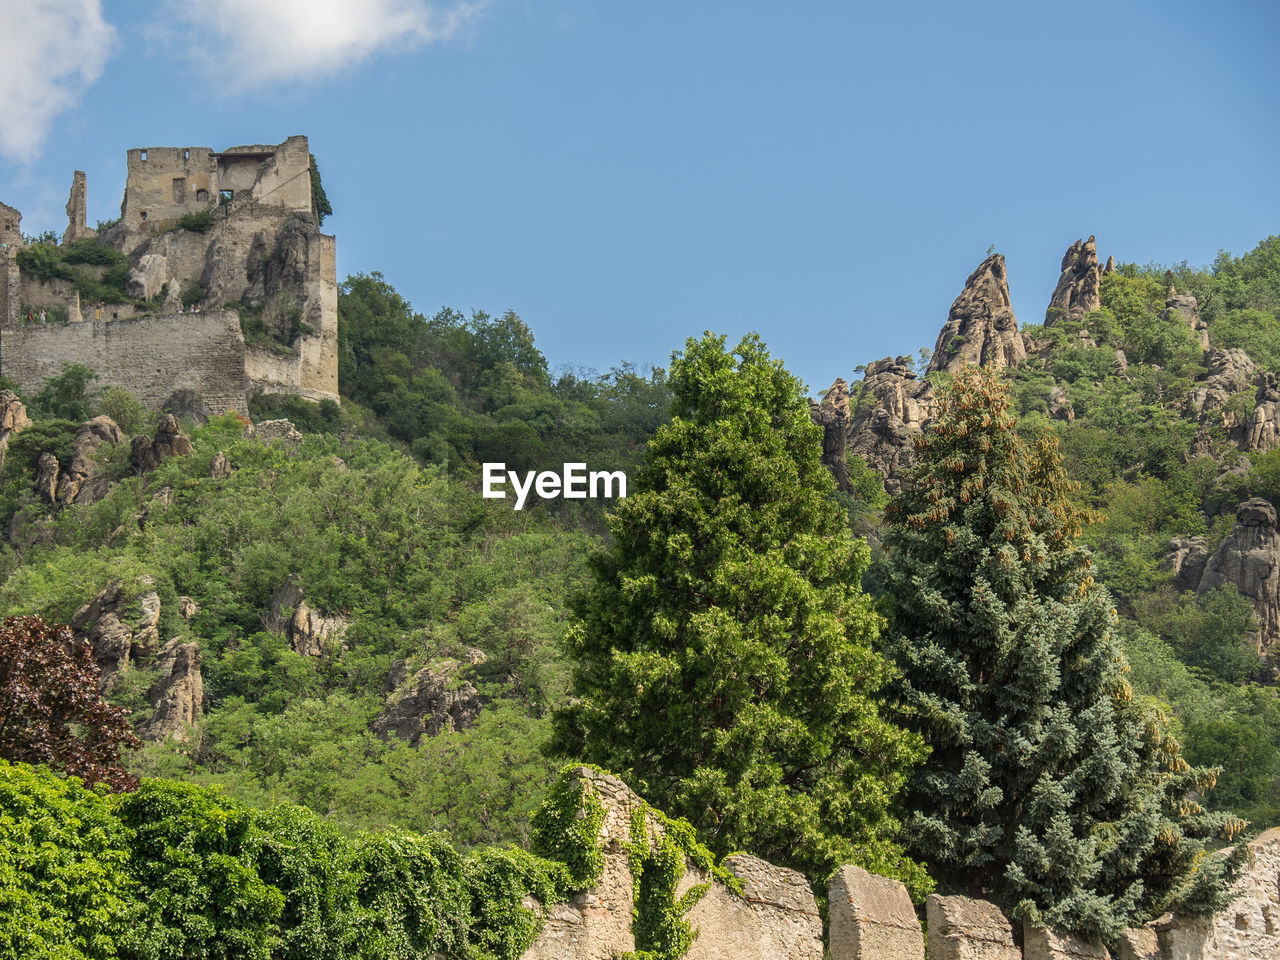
[{"x1": 1, "y1": 309, "x2": 249, "y2": 414}]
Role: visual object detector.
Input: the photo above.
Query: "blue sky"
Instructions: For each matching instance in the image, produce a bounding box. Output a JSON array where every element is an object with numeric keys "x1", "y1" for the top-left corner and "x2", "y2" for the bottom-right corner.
[{"x1": 2, "y1": 0, "x2": 1277, "y2": 395}]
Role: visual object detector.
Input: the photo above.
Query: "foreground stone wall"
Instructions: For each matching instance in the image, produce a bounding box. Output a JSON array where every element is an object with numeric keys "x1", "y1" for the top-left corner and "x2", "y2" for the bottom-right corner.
[
  {"x1": 522, "y1": 770, "x2": 1278, "y2": 960},
  {"x1": 0, "y1": 309, "x2": 249, "y2": 414},
  {"x1": 519, "y1": 768, "x2": 823, "y2": 960}
]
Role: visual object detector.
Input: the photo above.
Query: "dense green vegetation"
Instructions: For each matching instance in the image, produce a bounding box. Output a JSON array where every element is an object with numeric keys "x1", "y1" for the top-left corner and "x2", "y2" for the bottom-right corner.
[
  {"x1": 879, "y1": 368, "x2": 1243, "y2": 940},
  {"x1": 3, "y1": 233, "x2": 1280, "y2": 955},
  {"x1": 552, "y1": 332, "x2": 929, "y2": 897}
]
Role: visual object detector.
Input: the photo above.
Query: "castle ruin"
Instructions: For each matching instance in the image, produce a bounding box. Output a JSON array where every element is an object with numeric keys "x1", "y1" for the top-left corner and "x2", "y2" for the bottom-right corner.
[{"x1": 0, "y1": 135, "x2": 338, "y2": 415}]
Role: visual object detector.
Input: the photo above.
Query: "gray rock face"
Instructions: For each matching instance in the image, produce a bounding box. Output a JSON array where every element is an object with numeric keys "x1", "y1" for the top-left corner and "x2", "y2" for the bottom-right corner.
[
  {"x1": 34, "y1": 451, "x2": 60, "y2": 503},
  {"x1": 846, "y1": 357, "x2": 936, "y2": 495},
  {"x1": 1045, "y1": 236, "x2": 1104, "y2": 326},
  {"x1": 209, "y1": 451, "x2": 232, "y2": 479},
  {"x1": 1197, "y1": 497, "x2": 1280, "y2": 652},
  {"x1": 127, "y1": 252, "x2": 169, "y2": 301},
  {"x1": 373, "y1": 656, "x2": 485, "y2": 746},
  {"x1": 829, "y1": 864, "x2": 924, "y2": 960},
  {"x1": 811, "y1": 379, "x2": 854, "y2": 493},
  {"x1": 144, "y1": 638, "x2": 204, "y2": 741},
  {"x1": 1048, "y1": 384, "x2": 1074, "y2": 423},
  {"x1": 131, "y1": 414, "x2": 193, "y2": 472},
  {"x1": 1246, "y1": 372, "x2": 1280, "y2": 453},
  {"x1": 1185, "y1": 349, "x2": 1257, "y2": 434},
  {"x1": 267, "y1": 577, "x2": 348, "y2": 657},
  {"x1": 56, "y1": 416, "x2": 123, "y2": 505},
  {"x1": 1163, "y1": 282, "x2": 1209, "y2": 353},
  {"x1": 925, "y1": 894, "x2": 1020, "y2": 960},
  {"x1": 928, "y1": 254, "x2": 1025, "y2": 375},
  {"x1": 254, "y1": 418, "x2": 303, "y2": 444},
  {"x1": 0, "y1": 389, "x2": 30, "y2": 474},
  {"x1": 70, "y1": 578, "x2": 162, "y2": 684},
  {"x1": 1163, "y1": 537, "x2": 1210, "y2": 594}
]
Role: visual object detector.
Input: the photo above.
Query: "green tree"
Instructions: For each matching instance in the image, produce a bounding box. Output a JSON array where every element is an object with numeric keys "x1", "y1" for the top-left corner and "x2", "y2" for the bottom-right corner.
[
  {"x1": 878, "y1": 367, "x2": 1244, "y2": 940},
  {"x1": 551, "y1": 332, "x2": 929, "y2": 896},
  {"x1": 31, "y1": 363, "x2": 97, "y2": 422}
]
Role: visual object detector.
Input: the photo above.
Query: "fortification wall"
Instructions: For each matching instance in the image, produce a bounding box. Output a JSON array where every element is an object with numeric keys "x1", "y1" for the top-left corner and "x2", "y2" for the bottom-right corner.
[
  {"x1": 121, "y1": 146, "x2": 218, "y2": 235},
  {"x1": 0, "y1": 309, "x2": 248, "y2": 414}
]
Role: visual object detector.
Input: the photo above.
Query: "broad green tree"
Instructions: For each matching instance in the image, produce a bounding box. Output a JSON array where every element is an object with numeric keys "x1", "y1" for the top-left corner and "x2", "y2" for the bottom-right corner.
[
  {"x1": 551, "y1": 332, "x2": 929, "y2": 895},
  {"x1": 878, "y1": 367, "x2": 1244, "y2": 940}
]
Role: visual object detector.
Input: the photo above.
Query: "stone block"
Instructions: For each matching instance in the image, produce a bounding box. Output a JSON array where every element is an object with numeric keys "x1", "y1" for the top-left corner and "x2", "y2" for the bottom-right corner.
[
  {"x1": 926, "y1": 894, "x2": 1020, "y2": 960},
  {"x1": 1023, "y1": 924, "x2": 1109, "y2": 960},
  {"x1": 829, "y1": 864, "x2": 924, "y2": 960},
  {"x1": 1115, "y1": 927, "x2": 1160, "y2": 960}
]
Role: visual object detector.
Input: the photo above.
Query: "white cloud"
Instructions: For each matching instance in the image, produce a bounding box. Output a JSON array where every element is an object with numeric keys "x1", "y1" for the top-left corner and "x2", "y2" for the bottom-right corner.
[
  {"x1": 0, "y1": 0, "x2": 116, "y2": 162},
  {"x1": 168, "y1": 0, "x2": 489, "y2": 88}
]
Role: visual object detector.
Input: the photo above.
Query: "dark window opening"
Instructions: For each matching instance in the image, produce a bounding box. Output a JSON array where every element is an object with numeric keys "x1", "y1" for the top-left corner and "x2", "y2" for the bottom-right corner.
[
  {"x1": 196, "y1": 189, "x2": 209, "y2": 202},
  {"x1": 172, "y1": 178, "x2": 186, "y2": 203},
  {"x1": 140, "y1": 210, "x2": 147, "y2": 220}
]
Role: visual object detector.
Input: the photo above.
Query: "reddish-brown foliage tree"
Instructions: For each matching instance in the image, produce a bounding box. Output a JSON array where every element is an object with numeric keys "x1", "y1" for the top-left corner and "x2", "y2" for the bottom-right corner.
[{"x1": 0, "y1": 615, "x2": 140, "y2": 790}]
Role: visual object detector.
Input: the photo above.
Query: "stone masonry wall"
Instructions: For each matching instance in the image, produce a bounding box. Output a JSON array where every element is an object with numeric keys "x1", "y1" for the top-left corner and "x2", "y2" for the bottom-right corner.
[{"x1": 0, "y1": 309, "x2": 248, "y2": 414}]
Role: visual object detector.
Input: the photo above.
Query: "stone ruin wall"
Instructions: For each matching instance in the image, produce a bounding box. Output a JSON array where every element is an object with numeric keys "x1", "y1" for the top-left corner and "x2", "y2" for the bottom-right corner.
[
  {"x1": 0, "y1": 310, "x2": 249, "y2": 415},
  {"x1": 530, "y1": 769, "x2": 1280, "y2": 960},
  {"x1": 0, "y1": 136, "x2": 337, "y2": 410}
]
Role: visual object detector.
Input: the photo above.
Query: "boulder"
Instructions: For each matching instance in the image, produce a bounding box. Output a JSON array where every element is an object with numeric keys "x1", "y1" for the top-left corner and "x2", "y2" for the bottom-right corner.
[
  {"x1": 127, "y1": 252, "x2": 169, "y2": 301},
  {"x1": 1023, "y1": 925, "x2": 1110, "y2": 960},
  {"x1": 1115, "y1": 927, "x2": 1160, "y2": 960},
  {"x1": 143, "y1": 639, "x2": 203, "y2": 741},
  {"x1": 373, "y1": 656, "x2": 485, "y2": 746},
  {"x1": 1197, "y1": 498, "x2": 1280, "y2": 652},
  {"x1": 0, "y1": 389, "x2": 30, "y2": 473},
  {"x1": 1045, "y1": 236, "x2": 1103, "y2": 326},
  {"x1": 209, "y1": 451, "x2": 232, "y2": 479},
  {"x1": 255, "y1": 418, "x2": 303, "y2": 444},
  {"x1": 928, "y1": 254, "x2": 1025, "y2": 374},
  {"x1": 1048, "y1": 384, "x2": 1074, "y2": 423},
  {"x1": 925, "y1": 895, "x2": 1020, "y2": 960},
  {"x1": 811, "y1": 378, "x2": 854, "y2": 493},
  {"x1": 829, "y1": 864, "x2": 924, "y2": 960},
  {"x1": 131, "y1": 414, "x2": 193, "y2": 472}
]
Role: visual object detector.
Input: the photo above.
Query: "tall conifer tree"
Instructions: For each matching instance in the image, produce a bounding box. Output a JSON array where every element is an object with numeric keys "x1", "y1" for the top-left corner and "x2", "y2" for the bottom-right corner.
[
  {"x1": 552, "y1": 332, "x2": 929, "y2": 895},
  {"x1": 879, "y1": 367, "x2": 1244, "y2": 940}
]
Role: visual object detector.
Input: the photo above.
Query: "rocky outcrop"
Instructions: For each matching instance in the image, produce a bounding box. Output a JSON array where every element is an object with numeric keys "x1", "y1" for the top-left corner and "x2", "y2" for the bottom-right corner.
[
  {"x1": 373, "y1": 655, "x2": 486, "y2": 746},
  {"x1": 69, "y1": 578, "x2": 162, "y2": 684},
  {"x1": 926, "y1": 895, "x2": 1021, "y2": 960},
  {"x1": 1048, "y1": 384, "x2": 1074, "y2": 423},
  {"x1": 254, "y1": 418, "x2": 303, "y2": 444},
  {"x1": 811, "y1": 379, "x2": 853, "y2": 493},
  {"x1": 1197, "y1": 498, "x2": 1280, "y2": 652},
  {"x1": 1185, "y1": 349, "x2": 1256, "y2": 434},
  {"x1": 34, "y1": 451, "x2": 60, "y2": 503},
  {"x1": 520, "y1": 767, "x2": 822, "y2": 960},
  {"x1": 131, "y1": 414, "x2": 192, "y2": 472},
  {"x1": 1163, "y1": 279, "x2": 1209, "y2": 353},
  {"x1": 56, "y1": 416, "x2": 123, "y2": 505},
  {"x1": 928, "y1": 254, "x2": 1025, "y2": 374},
  {"x1": 0, "y1": 389, "x2": 30, "y2": 474},
  {"x1": 1246, "y1": 371, "x2": 1280, "y2": 453},
  {"x1": 267, "y1": 576, "x2": 348, "y2": 657},
  {"x1": 1163, "y1": 537, "x2": 1210, "y2": 593},
  {"x1": 829, "y1": 864, "x2": 923, "y2": 960},
  {"x1": 143, "y1": 638, "x2": 203, "y2": 741},
  {"x1": 209, "y1": 451, "x2": 232, "y2": 479},
  {"x1": 1120, "y1": 828, "x2": 1280, "y2": 960},
  {"x1": 846, "y1": 357, "x2": 936, "y2": 495},
  {"x1": 1045, "y1": 236, "x2": 1104, "y2": 326}
]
